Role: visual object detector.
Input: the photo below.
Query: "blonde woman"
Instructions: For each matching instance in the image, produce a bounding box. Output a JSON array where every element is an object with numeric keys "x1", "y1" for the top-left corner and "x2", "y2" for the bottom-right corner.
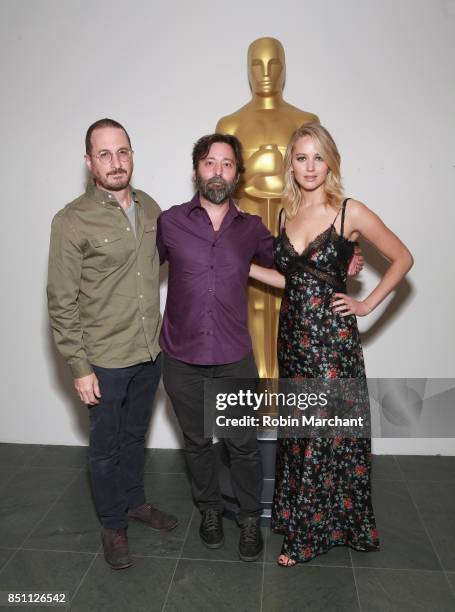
[{"x1": 250, "y1": 123, "x2": 413, "y2": 566}]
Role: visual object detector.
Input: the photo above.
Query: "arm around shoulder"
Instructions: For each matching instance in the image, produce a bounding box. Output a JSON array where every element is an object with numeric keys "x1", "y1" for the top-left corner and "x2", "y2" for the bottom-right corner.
[{"x1": 249, "y1": 263, "x2": 285, "y2": 289}]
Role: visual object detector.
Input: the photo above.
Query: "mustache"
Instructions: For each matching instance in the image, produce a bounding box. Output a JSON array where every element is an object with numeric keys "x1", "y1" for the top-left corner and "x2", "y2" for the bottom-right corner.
[
  {"x1": 207, "y1": 177, "x2": 226, "y2": 186},
  {"x1": 107, "y1": 169, "x2": 127, "y2": 176}
]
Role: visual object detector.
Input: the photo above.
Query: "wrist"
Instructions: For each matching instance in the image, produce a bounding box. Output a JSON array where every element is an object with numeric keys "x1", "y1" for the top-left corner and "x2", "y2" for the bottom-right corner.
[{"x1": 362, "y1": 300, "x2": 374, "y2": 314}]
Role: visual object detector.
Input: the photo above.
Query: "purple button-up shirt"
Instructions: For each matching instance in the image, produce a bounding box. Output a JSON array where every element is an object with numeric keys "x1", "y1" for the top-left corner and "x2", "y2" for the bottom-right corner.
[{"x1": 157, "y1": 193, "x2": 274, "y2": 365}]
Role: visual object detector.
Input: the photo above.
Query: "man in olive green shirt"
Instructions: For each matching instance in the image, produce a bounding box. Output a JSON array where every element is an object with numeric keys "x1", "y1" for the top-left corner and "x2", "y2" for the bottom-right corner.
[{"x1": 47, "y1": 118, "x2": 177, "y2": 570}]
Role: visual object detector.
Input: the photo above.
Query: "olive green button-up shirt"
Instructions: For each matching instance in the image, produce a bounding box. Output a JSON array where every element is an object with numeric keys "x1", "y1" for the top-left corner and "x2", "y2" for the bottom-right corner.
[{"x1": 47, "y1": 182, "x2": 162, "y2": 379}]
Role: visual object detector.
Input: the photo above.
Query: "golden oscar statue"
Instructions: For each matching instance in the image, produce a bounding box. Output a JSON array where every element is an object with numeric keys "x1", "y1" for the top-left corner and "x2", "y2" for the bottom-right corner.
[{"x1": 216, "y1": 37, "x2": 319, "y2": 378}]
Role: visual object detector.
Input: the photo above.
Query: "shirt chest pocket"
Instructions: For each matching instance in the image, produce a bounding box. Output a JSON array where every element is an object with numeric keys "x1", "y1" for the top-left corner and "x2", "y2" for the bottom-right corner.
[
  {"x1": 143, "y1": 222, "x2": 157, "y2": 256},
  {"x1": 89, "y1": 232, "x2": 130, "y2": 271}
]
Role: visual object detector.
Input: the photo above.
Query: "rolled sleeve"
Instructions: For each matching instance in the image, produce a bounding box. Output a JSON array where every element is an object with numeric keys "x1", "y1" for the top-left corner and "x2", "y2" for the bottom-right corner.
[{"x1": 252, "y1": 218, "x2": 275, "y2": 267}]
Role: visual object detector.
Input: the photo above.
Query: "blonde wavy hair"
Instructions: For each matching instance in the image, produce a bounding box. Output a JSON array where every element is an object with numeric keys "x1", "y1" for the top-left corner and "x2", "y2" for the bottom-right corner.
[{"x1": 282, "y1": 123, "x2": 344, "y2": 218}]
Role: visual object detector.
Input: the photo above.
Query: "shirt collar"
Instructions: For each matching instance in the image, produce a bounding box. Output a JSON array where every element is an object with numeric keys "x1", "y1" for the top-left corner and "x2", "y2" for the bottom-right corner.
[
  {"x1": 85, "y1": 180, "x2": 138, "y2": 207},
  {"x1": 185, "y1": 192, "x2": 246, "y2": 218}
]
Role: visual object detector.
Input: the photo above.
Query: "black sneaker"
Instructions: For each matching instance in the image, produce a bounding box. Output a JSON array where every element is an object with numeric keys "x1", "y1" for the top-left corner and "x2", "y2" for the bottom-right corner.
[
  {"x1": 199, "y1": 509, "x2": 224, "y2": 549},
  {"x1": 238, "y1": 517, "x2": 263, "y2": 562}
]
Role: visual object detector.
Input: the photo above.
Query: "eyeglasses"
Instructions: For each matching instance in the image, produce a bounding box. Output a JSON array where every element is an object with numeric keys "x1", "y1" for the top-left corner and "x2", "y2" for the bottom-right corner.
[{"x1": 92, "y1": 148, "x2": 133, "y2": 165}]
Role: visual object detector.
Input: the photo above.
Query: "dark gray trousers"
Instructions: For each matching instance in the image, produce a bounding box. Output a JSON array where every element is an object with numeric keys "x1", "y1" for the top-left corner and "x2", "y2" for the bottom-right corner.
[{"x1": 163, "y1": 352, "x2": 263, "y2": 520}]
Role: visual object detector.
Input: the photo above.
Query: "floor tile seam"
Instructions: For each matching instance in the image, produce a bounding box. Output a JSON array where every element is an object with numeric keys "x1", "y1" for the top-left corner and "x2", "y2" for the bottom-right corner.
[
  {"x1": 178, "y1": 506, "x2": 195, "y2": 558},
  {"x1": 161, "y1": 507, "x2": 213, "y2": 612},
  {"x1": 0, "y1": 548, "x2": 17, "y2": 576},
  {"x1": 352, "y1": 565, "x2": 449, "y2": 574},
  {"x1": 21, "y1": 465, "x2": 87, "y2": 472},
  {"x1": 385, "y1": 458, "x2": 455, "y2": 483},
  {"x1": 69, "y1": 546, "x2": 101, "y2": 606},
  {"x1": 395, "y1": 456, "x2": 449, "y2": 573},
  {"x1": 259, "y1": 523, "x2": 269, "y2": 612},
  {"x1": 0, "y1": 467, "x2": 80, "y2": 579},
  {"x1": 18, "y1": 546, "x2": 98, "y2": 556},
  {"x1": 3, "y1": 550, "x2": 446, "y2": 571},
  {"x1": 160, "y1": 557, "x2": 180, "y2": 612},
  {"x1": 350, "y1": 550, "x2": 363, "y2": 612},
  {"x1": 395, "y1": 455, "x2": 455, "y2": 482},
  {"x1": 17, "y1": 469, "x2": 83, "y2": 553},
  {"x1": 3, "y1": 445, "x2": 43, "y2": 469},
  {"x1": 444, "y1": 570, "x2": 455, "y2": 600},
  {"x1": 154, "y1": 503, "x2": 198, "y2": 610},
  {"x1": 390, "y1": 455, "x2": 401, "y2": 469},
  {"x1": 23, "y1": 445, "x2": 47, "y2": 466},
  {"x1": 131, "y1": 553, "x2": 180, "y2": 560},
  {"x1": 179, "y1": 556, "x2": 263, "y2": 565},
  {"x1": 262, "y1": 560, "x2": 353, "y2": 568},
  {"x1": 160, "y1": 556, "x2": 266, "y2": 612},
  {"x1": 404, "y1": 478, "x2": 455, "y2": 483},
  {"x1": 402, "y1": 477, "x2": 447, "y2": 573},
  {"x1": 143, "y1": 470, "x2": 186, "y2": 475},
  {"x1": 0, "y1": 548, "x2": 20, "y2": 578},
  {"x1": 264, "y1": 562, "x2": 450, "y2": 572},
  {"x1": 0, "y1": 466, "x2": 26, "y2": 493},
  {"x1": 126, "y1": 553, "x2": 262, "y2": 564},
  {"x1": 393, "y1": 454, "x2": 406, "y2": 479}
]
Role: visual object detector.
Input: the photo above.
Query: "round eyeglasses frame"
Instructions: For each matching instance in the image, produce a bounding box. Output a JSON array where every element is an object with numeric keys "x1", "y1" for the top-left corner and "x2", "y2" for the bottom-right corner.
[{"x1": 92, "y1": 148, "x2": 134, "y2": 165}]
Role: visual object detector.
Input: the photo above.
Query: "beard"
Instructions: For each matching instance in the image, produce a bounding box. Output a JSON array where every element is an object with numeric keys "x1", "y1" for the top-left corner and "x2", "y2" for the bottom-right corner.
[
  {"x1": 94, "y1": 167, "x2": 132, "y2": 192},
  {"x1": 195, "y1": 172, "x2": 238, "y2": 205}
]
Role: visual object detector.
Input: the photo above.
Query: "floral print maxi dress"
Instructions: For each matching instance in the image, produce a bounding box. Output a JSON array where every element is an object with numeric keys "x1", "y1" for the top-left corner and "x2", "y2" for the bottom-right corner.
[{"x1": 271, "y1": 200, "x2": 380, "y2": 562}]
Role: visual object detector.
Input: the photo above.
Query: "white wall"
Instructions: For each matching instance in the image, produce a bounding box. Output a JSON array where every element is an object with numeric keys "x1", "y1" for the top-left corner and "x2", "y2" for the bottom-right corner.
[{"x1": 0, "y1": 0, "x2": 454, "y2": 454}]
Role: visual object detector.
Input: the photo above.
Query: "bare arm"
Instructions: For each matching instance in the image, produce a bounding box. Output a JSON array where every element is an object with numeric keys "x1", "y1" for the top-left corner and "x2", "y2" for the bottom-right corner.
[
  {"x1": 333, "y1": 200, "x2": 414, "y2": 317},
  {"x1": 249, "y1": 264, "x2": 285, "y2": 289},
  {"x1": 347, "y1": 245, "x2": 364, "y2": 276}
]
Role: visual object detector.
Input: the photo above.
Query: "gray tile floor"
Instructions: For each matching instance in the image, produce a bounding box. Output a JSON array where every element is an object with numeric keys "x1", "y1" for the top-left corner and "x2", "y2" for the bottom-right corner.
[{"x1": 0, "y1": 444, "x2": 454, "y2": 611}]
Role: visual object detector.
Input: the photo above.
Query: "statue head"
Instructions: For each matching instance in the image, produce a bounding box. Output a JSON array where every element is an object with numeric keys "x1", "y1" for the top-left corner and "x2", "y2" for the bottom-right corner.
[{"x1": 248, "y1": 37, "x2": 285, "y2": 97}]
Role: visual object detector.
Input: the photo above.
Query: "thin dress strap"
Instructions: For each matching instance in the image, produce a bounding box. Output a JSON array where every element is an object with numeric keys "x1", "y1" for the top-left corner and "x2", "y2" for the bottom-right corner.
[
  {"x1": 331, "y1": 204, "x2": 343, "y2": 228},
  {"x1": 340, "y1": 198, "x2": 350, "y2": 238},
  {"x1": 278, "y1": 208, "x2": 286, "y2": 232}
]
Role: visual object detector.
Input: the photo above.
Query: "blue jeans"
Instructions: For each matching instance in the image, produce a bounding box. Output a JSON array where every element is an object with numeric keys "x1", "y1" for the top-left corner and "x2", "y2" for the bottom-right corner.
[{"x1": 88, "y1": 356, "x2": 161, "y2": 529}]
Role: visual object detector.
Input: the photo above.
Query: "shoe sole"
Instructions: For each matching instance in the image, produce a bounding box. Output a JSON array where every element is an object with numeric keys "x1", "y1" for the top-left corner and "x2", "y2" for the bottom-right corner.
[
  {"x1": 106, "y1": 559, "x2": 134, "y2": 570},
  {"x1": 128, "y1": 516, "x2": 179, "y2": 532},
  {"x1": 200, "y1": 536, "x2": 225, "y2": 549},
  {"x1": 239, "y1": 550, "x2": 263, "y2": 562}
]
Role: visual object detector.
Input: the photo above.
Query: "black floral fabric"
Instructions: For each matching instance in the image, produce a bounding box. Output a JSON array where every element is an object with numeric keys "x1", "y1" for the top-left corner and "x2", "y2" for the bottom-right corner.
[{"x1": 271, "y1": 201, "x2": 380, "y2": 562}]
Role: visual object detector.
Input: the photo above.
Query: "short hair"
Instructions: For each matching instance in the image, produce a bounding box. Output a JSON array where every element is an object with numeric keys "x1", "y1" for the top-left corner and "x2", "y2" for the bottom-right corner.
[
  {"x1": 85, "y1": 118, "x2": 131, "y2": 154},
  {"x1": 192, "y1": 133, "x2": 245, "y2": 175}
]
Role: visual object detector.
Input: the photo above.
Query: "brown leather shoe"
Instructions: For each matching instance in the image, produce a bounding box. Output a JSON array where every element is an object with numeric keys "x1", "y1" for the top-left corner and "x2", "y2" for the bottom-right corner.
[
  {"x1": 128, "y1": 502, "x2": 178, "y2": 531},
  {"x1": 101, "y1": 528, "x2": 133, "y2": 570}
]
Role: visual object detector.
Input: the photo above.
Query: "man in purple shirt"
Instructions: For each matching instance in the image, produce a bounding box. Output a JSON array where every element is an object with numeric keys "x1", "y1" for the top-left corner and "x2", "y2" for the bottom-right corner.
[{"x1": 157, "y1": 133, "x2": 273, "y2": 562}]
